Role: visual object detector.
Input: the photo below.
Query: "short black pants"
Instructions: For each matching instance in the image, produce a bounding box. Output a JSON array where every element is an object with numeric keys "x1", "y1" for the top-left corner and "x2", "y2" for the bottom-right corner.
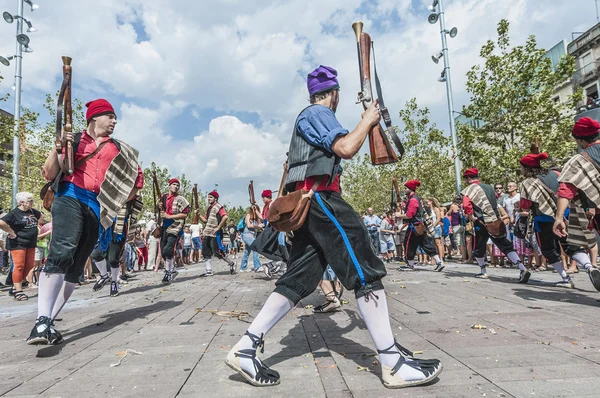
[
  {"x1": 202, "y1": 236, "x2": 226, "y2": 260},
  {"x1": 472, "y1": 221, "x2": 513, "y2": 259},
  {"x1": 161, "y1": 233, "x2": 178, "y2": 259},
  {"x1": 44, "y1": 195, "x2": 99, "y2": 284},
  {"x1": 404, "y1": 226, "x2": 438, "y2": 260},
  {"x1": 275, "y1": 191, "x2": 387, "y2": 303},
  {"x1": 535, "y1": 221, "x2": 585, "y2": 264},
  {"x1": 90, "y1": 238, "x2": 126, "y2": 269}
]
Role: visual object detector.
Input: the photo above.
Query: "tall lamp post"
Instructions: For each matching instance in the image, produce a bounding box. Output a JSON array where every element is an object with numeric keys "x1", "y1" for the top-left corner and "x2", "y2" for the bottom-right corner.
[
  {"x1": 428, "y1": 0, "x2": 462, "y2": 194},
  {"x1": 1, "y1": 0, "x2": 38, "y2": 207}
]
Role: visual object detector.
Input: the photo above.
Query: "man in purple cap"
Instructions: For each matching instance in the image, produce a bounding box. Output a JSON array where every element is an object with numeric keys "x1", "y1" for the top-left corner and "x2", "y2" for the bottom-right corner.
[{"x1": 225, "y1": 65, "x2": 442, "y2": 388}]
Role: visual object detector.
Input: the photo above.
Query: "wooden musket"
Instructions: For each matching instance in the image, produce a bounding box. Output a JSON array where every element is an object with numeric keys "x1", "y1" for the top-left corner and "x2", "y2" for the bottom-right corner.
[
  {"x1": 56, "y1": 56, "x2": 74, "y2": 175},
  {"x1": 152, "y1": 171, "x2": 163, "y2": 238},
  {"x1": 192, "y1": 184, "x2": 200, "y2": 224}
]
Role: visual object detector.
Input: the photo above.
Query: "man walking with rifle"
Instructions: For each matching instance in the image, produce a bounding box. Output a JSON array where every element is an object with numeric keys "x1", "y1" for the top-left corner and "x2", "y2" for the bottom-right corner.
[
  {"x1": 28, "y1": 98, "x2": 143, "y2": 345},
  {"x1": 198, "y1": 191, "x2": 236, "y2": 276}
]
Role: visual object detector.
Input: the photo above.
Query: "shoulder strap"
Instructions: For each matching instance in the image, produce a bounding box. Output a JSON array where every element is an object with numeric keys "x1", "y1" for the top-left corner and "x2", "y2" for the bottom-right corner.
[
  {"x1": 582, "y1": 151, "x2": 600, "y2": 173},
  {"x1": 535, "y1": 178, "x2": 557, "y2": 199},
  {"x1": 74, "y1": 139, "x2": 109, "y2": 167}
]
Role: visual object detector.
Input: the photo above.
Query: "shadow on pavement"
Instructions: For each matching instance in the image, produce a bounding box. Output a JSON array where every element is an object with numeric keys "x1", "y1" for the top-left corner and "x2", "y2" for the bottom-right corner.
[{"x1": 36, "y1": 300, "x2": 182, "y2": 358}]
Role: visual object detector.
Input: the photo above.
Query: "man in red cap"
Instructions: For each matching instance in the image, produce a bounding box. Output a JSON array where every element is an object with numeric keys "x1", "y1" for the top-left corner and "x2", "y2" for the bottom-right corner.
[
  {"x1": 553, "y1": 117, "x2": 600, "y2": 289},
  {"x1": 261, "y1": 190, "x2": 273, "y2": 222},
  {"x1": 198, "y1": 190, "x2": 236, "y2": 276},
  {"x1": 461, "y1": 168, "x2": 529, "y2": 282},
  {"x1": 29, "y1": 99, "x2": 144, "y2": 345},
  {"x1": 226, "y1": 65, "x2": 441, "y2": 389},
  {"x1": 395, "y1": 180, "x2": 444, "y2": 271},
  {"x1": 157, "y1": 178, "x2": 190, "y2": 283},
  {"x1": 519, "y1": 152, "x2": 600, "y2": 290}
]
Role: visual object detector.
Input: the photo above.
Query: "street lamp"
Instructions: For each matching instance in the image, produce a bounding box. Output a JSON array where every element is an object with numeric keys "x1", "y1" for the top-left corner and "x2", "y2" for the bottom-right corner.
[
  {"x1": 428, "y1": 0, "x2": 462, "y2": 194},
  {"x1": 1, "y1": 0, "x2": 39, "y2": 207}
]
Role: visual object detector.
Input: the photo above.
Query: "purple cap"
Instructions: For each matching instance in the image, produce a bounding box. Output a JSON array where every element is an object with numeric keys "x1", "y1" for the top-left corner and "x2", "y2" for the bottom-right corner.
[{"x1": 307, "y1": 65, "x2": 340, "y2": 96}]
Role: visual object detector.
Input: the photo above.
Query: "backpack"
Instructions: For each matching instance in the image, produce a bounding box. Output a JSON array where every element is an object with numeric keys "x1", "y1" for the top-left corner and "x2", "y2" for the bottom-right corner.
[{"x1": 237, "y1": 216, "x2": 246, "y2": 231}]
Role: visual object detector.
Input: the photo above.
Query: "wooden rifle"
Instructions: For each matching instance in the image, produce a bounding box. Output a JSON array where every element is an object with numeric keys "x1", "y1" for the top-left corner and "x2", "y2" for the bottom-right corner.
[
  {"x1": 391, "y1": 177, "x2": 402, "y2": 213},
  {"x1": 152, "y1": 171, "x2": 163, "y2": 238},
  {"x1": 192, "y1": 184, "x2": 200, "y2": 224},
  {"x1": 248, "y1": 180, "x2": 259, "y2": 222},
  {"x1": 56, "y1": 56, "x2": 74, "y2": 175},
  {"x1": 352, "y1": 22, "x2": 405, "y2": 165}
]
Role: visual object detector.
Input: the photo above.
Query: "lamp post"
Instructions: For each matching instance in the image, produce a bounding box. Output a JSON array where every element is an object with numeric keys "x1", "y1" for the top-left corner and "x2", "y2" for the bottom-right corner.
[
  {"x1": 1, "y1": 0, "x2": 37, "y2": 207},
  {"x1": 428, "y1": 0, "x2": 461, "y2": 194}
]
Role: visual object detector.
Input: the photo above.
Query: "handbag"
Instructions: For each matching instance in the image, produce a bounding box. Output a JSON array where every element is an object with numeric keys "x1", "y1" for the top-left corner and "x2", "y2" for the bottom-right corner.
[
  {"x1": 39, "y1": 139, "x2": 107, "y2": 211},
  {"x1": 267, "y1": 178, "x2": 321, "y2": 232},
  {"x1": 485, "y1": 218, "x2": 507, "y2": 239},
  {"x1": 413, "y1": 222, "x2": 427, "y2": 236}
]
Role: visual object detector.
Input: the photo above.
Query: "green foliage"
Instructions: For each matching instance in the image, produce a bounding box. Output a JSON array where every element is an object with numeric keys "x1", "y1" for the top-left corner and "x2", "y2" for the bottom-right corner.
[
  {"x1": 342, "y1": 98, "x2": 455, "y2": 213},
  {"x1": 458, "y1": 19, "x2": 579, "y2": 184}
]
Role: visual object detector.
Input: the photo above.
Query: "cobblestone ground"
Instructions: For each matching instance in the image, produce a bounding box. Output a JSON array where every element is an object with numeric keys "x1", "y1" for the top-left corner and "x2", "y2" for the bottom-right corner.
[{"x1": 2, "y1": 260, "x2": 600, "y2": 398}]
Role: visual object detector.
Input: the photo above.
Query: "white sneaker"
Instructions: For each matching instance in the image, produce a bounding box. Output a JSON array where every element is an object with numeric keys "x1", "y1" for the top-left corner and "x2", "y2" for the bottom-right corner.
[{"x1": 255, "y1": 266, "x2": 264, "y2": 273}]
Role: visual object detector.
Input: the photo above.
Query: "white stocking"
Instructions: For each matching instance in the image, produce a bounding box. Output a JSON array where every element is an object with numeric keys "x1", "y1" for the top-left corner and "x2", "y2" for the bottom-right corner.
[
  {"x1": 37, "y1": 272, "x2": 65, "y2": 319},
  {"x1": 572, "y1": 252, "x2": 592, "y2": 271},
  {"x1": 95, "y1": 259, "x2": 107, "y2": 276},
  {"x1": 506, "y1": 251, "x2": 526, "y2": 270},
  {"x1": 51, "y1": 281, "x2": 76, "y2": 320},
  {"x1": 110, "y1": 266, "x2": 120, "y2": 282}
]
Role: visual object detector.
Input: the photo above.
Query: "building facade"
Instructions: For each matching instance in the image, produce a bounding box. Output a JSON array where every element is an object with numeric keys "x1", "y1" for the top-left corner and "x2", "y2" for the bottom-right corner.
[{"x1": 568, "y1": 23, "x2": 600, "y2": 106}]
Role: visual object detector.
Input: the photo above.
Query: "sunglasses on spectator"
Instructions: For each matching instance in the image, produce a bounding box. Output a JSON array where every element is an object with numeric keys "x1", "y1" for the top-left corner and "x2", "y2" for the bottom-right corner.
[{"x1": 495, "y1": 186, "x2": 503, "y2": 190}]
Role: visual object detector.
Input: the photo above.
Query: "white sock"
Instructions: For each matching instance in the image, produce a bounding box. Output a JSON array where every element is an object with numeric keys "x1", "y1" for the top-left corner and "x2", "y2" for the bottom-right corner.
[
  {"x1": 357, "y1": 290, "x2": 429, "y2": 382},
  {"x1": 236, "y1": 293, "x2": 294, "y2": 377},
  {"x1": 572, "y1": 252, "x2": 593, "y2": 271},
  {"x1": 476, "y1": 257, "x2": 487, "y2": 273},
  {"x1": 95, "y1": 259, "x2": 108, "y2": 277},
  {"x1": 205, "y1": 259, "x2": 212, "y2": 272},
  {"x1": 51, "y1": 281, "x2": 76, "y2": 320},
  {"x1": 166, "y1": 258, "x2": 174, "y2": 272},
  {"x1": 432, "y1": 255, "x2": 442, "y2": 264},
  {"x1": 506, "y1": 251, "x2": 525, "y2": 270},
  {"x1": 111, "y1": 267, "x2": 120, "y2": 282},
  {"x1": 550, "y1": 261, "x2": 569, "y2": 280},
  {"x1": 37, "y1": 272, "x2": 66, "y2": 319}
]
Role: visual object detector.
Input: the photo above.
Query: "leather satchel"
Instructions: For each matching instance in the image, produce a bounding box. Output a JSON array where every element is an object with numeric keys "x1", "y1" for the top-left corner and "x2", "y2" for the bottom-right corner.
[
  {"x1": 413, "y1": 222, "x2": 427, "y2": 236},
  {"x1": 267, "y1": 178, "x2": 322, "y2": 233},
  {"x1": 485, "y1": 218, "x2": 507, "y2": 239},
  {"x1": 39, "y1": 140, "x2": 107, "y2": 211}
]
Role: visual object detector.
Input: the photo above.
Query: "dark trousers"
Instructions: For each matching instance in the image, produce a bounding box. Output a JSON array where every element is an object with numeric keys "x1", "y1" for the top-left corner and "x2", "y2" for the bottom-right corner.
[
  {"x1": 161, "y1": 234, "x2": 178, "y2": 259},
  {"x1": 275, "y1": 191, "x2": 386, "y2": 303},
  {"x1": 90, "y1": 239, "x2": 126, "y2": 269},
  {"x1": 404, "y1": 226, "x2": 438, "y2": 260},
  {"x1": 202, "y1": 236, "x2": 228, "y2": 261},
  {"x1": 535, "y1": 221, "x2": 585, "y2": 264},
  {"x1": 44, "y1": 195, "x2": 99, "y2": 284},
  {"x1": 472, "y1": 221, "x2": 513, "y2": 259},
  {"x1": 368, "y1": 230, "x2": 380, "y2": 253}
]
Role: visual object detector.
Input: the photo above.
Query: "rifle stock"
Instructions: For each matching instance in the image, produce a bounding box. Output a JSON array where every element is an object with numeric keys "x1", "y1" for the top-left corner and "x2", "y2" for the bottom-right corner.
[
  {"x1": 353, "y1": 25, "x2": 398, "y2": 166},
  {"x1": 56, "y1": 56, "x2": 74, "y2": 175},
  {"x1": 192, "y1": 184, "x2": 200, "y2": 224},
  {"x1": 152, "y1": 171, "x2": 163, "y2": 238}
]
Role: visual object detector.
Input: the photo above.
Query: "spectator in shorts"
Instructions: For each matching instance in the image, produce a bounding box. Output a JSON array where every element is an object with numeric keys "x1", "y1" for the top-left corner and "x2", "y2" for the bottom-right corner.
[
  {"x1": 447, "y1": 197, "x2": 466, "y2": 261},
  {"x1": 134, "y1": 226, "x2": 148, "y2": 270},
  {"x1": 190, "y1": 222, "x2": 202, "y2": 263},
  {"x1": 183, "y1": 225, "x2": 192, "y2": 265},
  {"x1": 379, "y1": 211, "x2": 396, "y2": 262},
  {"x1": 31, "y1": 220, "x2": 52, "y2": 286}
]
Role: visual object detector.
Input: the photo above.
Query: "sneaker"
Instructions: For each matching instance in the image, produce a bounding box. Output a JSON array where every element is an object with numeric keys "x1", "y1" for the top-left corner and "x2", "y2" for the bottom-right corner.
[
  {"x1": 161, "y1": 271, "x2": 170, "y2": 284},
  {"x1": 110, "y1": 281, "x2": 119, "y2": 297},
  {"x1": 264, "y1": 262, "x2": 281, "y2": 279},
  {"x1": 474, "y1": 273, "x2": 488, "y2": 279},
  {"x1": 313, "y1": 298, "x2": 342, "y2": 313},
  {"x1": 434, "y1": 262, "x2": 445, "y2": 272},
  {"x1": 92, "y1": 273, "x2": 110, "y2": 292},
  {"x1": 587, "y1": 268, "x2": 600, "y2": 292},
  {"x1": 555, "y1": 279, "x2": 575, "y2": 289},
  {"x1": 47, "y1": 321, "x2": 63, "y2": 345},
  {"x1": 171, "y1": 269, "x2": 179, "y2": 281},
  {"x1": 204, "y1": 270, "x2": 214, "y2": 277},
  {"x1": 229, "y1": 261, "x2": 236, "y2": 275},
  {"x1": 255, "y1": 266, "x2": 264, "y2": 273},
  {"x1": 518, "y1": 270, "x2": 531, "y2": 284},
  {"x1": 27, "y1": 316, "x2": 51, "y2": 345}
]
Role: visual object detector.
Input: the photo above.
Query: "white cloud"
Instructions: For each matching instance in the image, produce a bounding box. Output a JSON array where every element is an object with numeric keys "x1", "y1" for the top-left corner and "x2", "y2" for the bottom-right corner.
[{"x1": 1, "y1": 0, "x2": 597, "y2": 206}]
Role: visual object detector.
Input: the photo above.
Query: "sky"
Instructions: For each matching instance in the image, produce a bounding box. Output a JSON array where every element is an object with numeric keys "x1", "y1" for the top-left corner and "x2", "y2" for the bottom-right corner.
[{"x1": 0, "y1": 0, "x2": 597, "y2": 207}]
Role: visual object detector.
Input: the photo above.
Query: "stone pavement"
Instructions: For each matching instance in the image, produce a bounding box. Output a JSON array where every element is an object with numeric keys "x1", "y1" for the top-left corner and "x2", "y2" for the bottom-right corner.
[{"x1": 2, "y1": 261, "x2": 600, "y2": 398}]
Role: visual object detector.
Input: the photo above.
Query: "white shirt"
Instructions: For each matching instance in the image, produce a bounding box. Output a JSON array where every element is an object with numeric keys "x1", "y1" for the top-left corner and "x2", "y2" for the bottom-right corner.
[
  {"x1": 183, "y1": 233, "x2": 192, "y2": 246},
  {"x1": 504, "y1": 193, "x2": 520, "y2": 218},
  {"x1": 190, "y1": 224, "x2": 201, "y2": 238}
]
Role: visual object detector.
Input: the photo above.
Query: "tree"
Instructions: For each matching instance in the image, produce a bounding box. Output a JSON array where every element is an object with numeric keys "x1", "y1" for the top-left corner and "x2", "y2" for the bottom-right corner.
[
  {"x1": 342, "y1": 98, "x2": 455, "y2": 213},
  {"x1": 458, "y1": 19, "x2": 579, "y2": 184}
]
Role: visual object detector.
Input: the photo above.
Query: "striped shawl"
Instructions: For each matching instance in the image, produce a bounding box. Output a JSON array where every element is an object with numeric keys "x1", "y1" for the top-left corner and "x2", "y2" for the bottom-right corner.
[
  {"x1": 203, "y1": 202, "x2": 223, "y2": 237},
  {"x1": 165, "y1": 195, "x2": 190, "y2": 236},
  {"x1": 461, "y1": 183, "x2": 498, "y2": 223},
  {"x1": 97, "y1": 139, "x2": 140, "y2": 229},
  {"x1": 114, "y1": 196, "x2": 144, "y2": 236},
  {"x1": 558, "y1": 153, "x2": 600, "y2": 208},
  {"x1": 519, "y1": 177, "x2": 556, "y2": 218}
]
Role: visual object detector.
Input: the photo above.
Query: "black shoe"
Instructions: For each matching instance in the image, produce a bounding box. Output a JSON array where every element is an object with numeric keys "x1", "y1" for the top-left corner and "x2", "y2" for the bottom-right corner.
[
  {"x1": 92, "y1": 273, "x2": 110, "y2": 292},
  {"x1": 229, "y1": 261, "x2": 236, "y2": 275},
  {"x1": 48, "y1": 321, "x2": 63, "y2": 345},
  {"x1": 434, "y1": 262, "x2": 445, "y2": 272},
  {"x1": 110, "y1": 281, "x2": 119, "y2": 297},
  {"x1": 518, "y1": 270, "x2": 531, "y2": 284},
  {"x1": 27, "y1": 316, "x2": 51, "y2": 345},
  {"x1": 170, "y1": 269, "x2": 179, "y2": 281},
  {"x1": 588, "y1": 269, "x2": 600, "y2": 292},
  {"x1": 162, "y1": 271, "x2": 170, "y2": 284}
]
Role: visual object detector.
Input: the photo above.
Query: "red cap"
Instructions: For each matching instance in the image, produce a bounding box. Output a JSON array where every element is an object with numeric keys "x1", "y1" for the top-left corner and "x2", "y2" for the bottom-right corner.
[
  {"x1": 463, "y1": 168, "x2": 479, "y2": 178},
  {"x1": 572, "y1": 117, "x2": 600, "y2": 138},
  {"x1": 261, "y1": 189, "x2": 272, "y2": 198},
  {"x1": 168, "y1": 178, "x2": 180, "y2": 186},
  {"x1": 520, "y1": 152, "x2": 549, "y2": 168},
  {"x1": 208, "y1": 190, "x2": 219, "y2": 199},
  {"x1": 85, "y1": 99, "x2": 116, "y2": 124},
  {"x1": 404, "y1": 180, "x2": 420, "y2": 191}
]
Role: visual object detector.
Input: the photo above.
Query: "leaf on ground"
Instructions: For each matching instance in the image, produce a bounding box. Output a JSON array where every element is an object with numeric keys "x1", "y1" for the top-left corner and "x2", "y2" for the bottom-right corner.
[
  {"x1": 357, "y1": 366, "x2": 371, "y2": 372},
  {"x1": 471, "y1": 324, "x2": 487, "y2": 330}
]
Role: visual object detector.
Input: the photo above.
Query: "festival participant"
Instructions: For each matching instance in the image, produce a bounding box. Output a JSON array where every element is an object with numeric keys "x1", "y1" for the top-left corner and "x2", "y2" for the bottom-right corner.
[
  {"x1": 90, "y1": 198, "x2": 143, "y2": 297},
  {"x1": 260, "y1": 189, "x2": 286, "y2": 278},
  {"x1": 553, "y1": 117, "x2": 600, "y2": 291},
  {"x1": 28, "y1": 98, "x2": 143, "y2": 345},
  {"x1": 198, "y1": 191, "x2": 236, "y2": 276},
  {"x1": 225, "y1": 65, "x2": 442, "y2": 388},
  {"x1": 158, "y1": 178, "x2": 189, "y2": 283},
  {"x1": 461, "y1": 168, "x2": 530, "y2": 282},
  {"x1": 396, "y1": 180, "x2": 444, "y2": 271},
  {"x1": 261, "y1": 190, "x2": 273, "y2": 223},
  {"x1": 519, "y1": 151, "x2": 597, "y2": 289}
]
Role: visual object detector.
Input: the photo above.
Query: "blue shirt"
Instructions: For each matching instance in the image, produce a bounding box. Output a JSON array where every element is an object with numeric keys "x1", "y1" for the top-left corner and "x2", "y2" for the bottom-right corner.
[
  {"x1": 363, "y1": 215, "x2": 381, "y2": 230},
  {"x1": 442, "y1": 217, "x2": 451, "y2": 236},
  {"x1": 297, "y1": 105, "x2": 349, "y2": 153}
]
